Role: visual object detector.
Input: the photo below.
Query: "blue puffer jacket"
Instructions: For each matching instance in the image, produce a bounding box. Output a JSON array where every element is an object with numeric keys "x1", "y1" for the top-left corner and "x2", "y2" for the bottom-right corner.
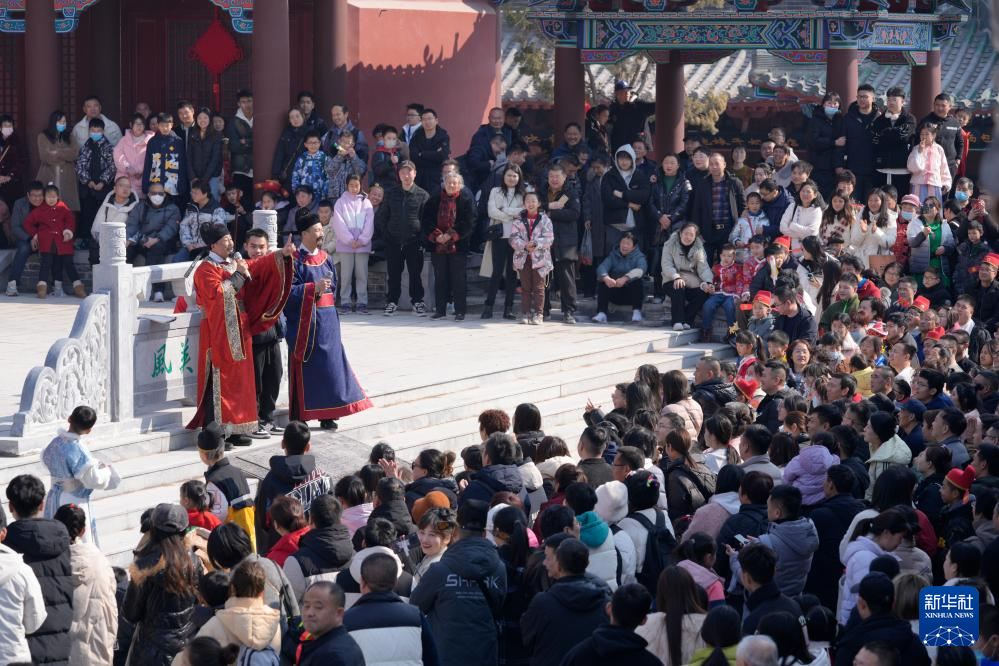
[{"x1": 597, "y1": 246, "x2": 648, "y2": 280}]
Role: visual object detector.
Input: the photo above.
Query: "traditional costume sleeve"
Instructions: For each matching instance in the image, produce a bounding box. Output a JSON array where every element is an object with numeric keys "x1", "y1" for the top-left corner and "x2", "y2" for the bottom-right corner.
[
  {"x1": 194, "y1": 261, "x2": 250, "y2": 364},
  {"x1": 285, "y1": 259, "x2": 318, "y2": 365},
  {"x1": 242, "y1": 251, "x2": 293, "y2": 336}
]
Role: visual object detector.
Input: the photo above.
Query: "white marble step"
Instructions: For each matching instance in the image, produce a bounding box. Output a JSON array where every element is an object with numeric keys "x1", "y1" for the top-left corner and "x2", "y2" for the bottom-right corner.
[
  {"x1": 339, "y1": 340, "x2": 727, "y2": 442},
  {"x1": 363, "y1": 342, "x2": 732, "y2": 457}
]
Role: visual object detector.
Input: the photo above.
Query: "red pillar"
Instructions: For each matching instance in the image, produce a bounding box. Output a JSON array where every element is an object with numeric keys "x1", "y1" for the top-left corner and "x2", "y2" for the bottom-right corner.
[
  {"x1": 910, "y1": 49, "x2": 941, "y2": 121},
  {"x1": 313, "y1": 0, "x2": 338, "y2": 116},
  {"x1": 655, "y1": 60, "x2": 685, "y2": 159},
  {"x1": 251, "y1": 0, "x2": 290, "y2": 191},
  {"x1": 553, "y1": 47, "x2": 585, "y2": 144},
  {"x1": 826, "y1": 46, "x2": 859, "y2": 106},
  {"x1": 24, "y1": 0, "x2": 60, "y2": 175}
]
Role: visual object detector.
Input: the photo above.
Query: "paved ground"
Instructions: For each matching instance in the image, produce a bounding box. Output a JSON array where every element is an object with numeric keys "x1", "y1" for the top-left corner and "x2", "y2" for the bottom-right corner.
[{"x1": 0, "y1": 294, "x2": 665, "y2": 422}]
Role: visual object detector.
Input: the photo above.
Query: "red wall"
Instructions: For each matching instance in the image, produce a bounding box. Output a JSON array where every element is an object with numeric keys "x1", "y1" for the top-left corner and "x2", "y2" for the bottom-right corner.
[{"x1": 346, "y1": 0, "x2": 499, "y2": 152}]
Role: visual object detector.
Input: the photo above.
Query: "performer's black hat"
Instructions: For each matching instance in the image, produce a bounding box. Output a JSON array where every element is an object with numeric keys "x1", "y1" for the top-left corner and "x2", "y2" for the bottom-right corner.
[
  {"x1": 197, "y1": 421, "x2": 225, "y2": 450},
  {"x1": 296, "y1": 211, "x2": 322, "y2": 234},
  {"x1": 200, "y1": 221, "x2": 230, "y2": 246}
]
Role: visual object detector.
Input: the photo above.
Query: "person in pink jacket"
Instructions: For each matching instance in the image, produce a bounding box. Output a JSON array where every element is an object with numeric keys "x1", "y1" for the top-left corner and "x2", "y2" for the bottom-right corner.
[
  {"x1": 331, "y1": 174, "x2": 374, "y2": 314},
  {"x1": 908, "y1": 123, "x2": 952, "y2": 202},
  {"x1": 781, "y1": 437, "x2": 839, "y2": 508},
  {"x1": 113, "y1": 114, "x2": 153, "y2": 199}
]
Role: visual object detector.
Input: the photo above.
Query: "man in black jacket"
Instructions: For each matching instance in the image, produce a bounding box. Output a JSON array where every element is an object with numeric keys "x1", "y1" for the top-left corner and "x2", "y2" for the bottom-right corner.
[
  {"x1": 773, "y1": 287, "x2": 817, "y2": 345},
  {"x1": 738, "y1": 542, "x2": 803, "y2": 635},
  {"x1": 834, "y1": 572, "x2": 930, "y2": 666},
  {"x1": 3, "y1": 474, "x2": 72, "y2": 666},
  {"x1": 540, "y1": 164, "x2": 582, "y2": 323},
  {"x1": 608, "y1": 80, "x2": 654, "y2": 152},
  {"x1": 921, "y1": 93, "x2": 964, "y2": 183},
  {"x1": 872, "y1": 87, "x2": 916, "y2": 194},
  {"x1": 756, "y1": 361, "x2": 799, "y2": 434},
  {"x1": 970, "y1": 255, "x2": 999, "y2": 328},
  {"x1": 561, "y1": 583, "x2": 661, "y2": 666},
  {"x1": 521, "y1": 536, "x2": 611, "y2": 666},
  {"x1": 843, "y1": 85, "x2": 882, "y2": 201},
  {"x1": 410, "y1": 499, "x2": 507, "y2": 666},
  {"x1": 253, "y1": 420, "x2": 332, "y2": 554},
  {"x1": 377, "y1": 161, "x2": 430, "y2": 316},
  {"x1": 758, "y1": 180, "x2": 791, "y2": 242},
  {"x1": 692, "y1": 357, "x2": 739, "y2": 419},
  {"x1": 461, "y1": 433, "x2": 527, "y2": 506},
  {"x1": 804, "y1": 465, "x2": 866, "y2": 609},
  {"x1": 408, "y1": 109, "x2": 451, "y2": 193},
  {"x1": 716, "y1": 471, "x2": 773, "y2": 584},
  {"x1": 284, "y1": 495, "x2": 356, "y2": 601},
  {"x1": 244, "y1": 229, "x2": 285, "y2": 438},
  {"x1": 691, "y1": 153, "x2": 745, "y2": 262}
]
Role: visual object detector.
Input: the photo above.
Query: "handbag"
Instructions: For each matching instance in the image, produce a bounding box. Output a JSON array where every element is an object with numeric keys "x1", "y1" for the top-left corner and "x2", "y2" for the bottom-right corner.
[
  {"x1": 580, "y1": 228, "x2": 593, "y2": 266},
  {"x1": 485, "y1": 223, "x2": 504, "y2": 242}
]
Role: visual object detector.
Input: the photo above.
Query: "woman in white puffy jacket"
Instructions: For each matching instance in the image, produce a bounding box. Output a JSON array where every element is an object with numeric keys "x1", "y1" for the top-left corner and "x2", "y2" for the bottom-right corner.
[
  {"x1": 779, "y1": 181, "x2": 823, "y2": 255},
  {"x1": 483, "y1": 164, "x2": 525, "y2": 318},
  {"x1": 847, "y1": 188, "x2": 897, "y2": 269},
  {"x1": 837, "y1": 508, "x2": 906, "y2": 625}
]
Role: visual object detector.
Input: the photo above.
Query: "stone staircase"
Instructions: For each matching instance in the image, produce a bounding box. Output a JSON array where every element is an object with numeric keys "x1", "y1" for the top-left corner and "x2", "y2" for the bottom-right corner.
[{"x1": 0, "y1": 289, "x2": 733, "y2": 568}]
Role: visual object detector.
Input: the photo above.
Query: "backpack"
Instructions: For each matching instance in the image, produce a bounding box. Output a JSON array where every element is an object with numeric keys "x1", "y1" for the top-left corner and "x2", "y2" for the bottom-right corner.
[
  {"x1": 627, "y1": 510, "x2": 677, "y2": 595},
  {"x1": 236, "y1": 645, "x2": 279, "y2": 666},
  {"x1": 609, "y1": 523, "x2": 623, "y2": 587}
]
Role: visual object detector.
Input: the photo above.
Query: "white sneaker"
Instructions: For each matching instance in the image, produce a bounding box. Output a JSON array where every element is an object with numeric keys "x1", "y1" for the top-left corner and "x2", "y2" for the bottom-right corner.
[
  {"x1": 673, "y1": 323, "x2": 684, "y2": 331},
  {"x1": 682, "y1": 323, "x2": 691, "y2": 330},
  {"x1": 5, "y1": 280, "x2": 17, "y2": 297},
  {"x1": 519, "y1": 316, "x2": 530, "y2": 325},
  {"x1": 52, "y1": 281, "x2": 65, "y2": 297},
  {"x1": 592, "y1": 312, "x2": 608, "y2": 324},
  {"x1": 632, "y1": 310, "x2": 643, "y2": 323},
  {"x1": 153, "y1": 291, "x2": 164, "y2": 303}
]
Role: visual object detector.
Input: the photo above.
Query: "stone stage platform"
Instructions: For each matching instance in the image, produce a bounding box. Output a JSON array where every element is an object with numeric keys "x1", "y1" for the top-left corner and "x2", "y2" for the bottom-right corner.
[{"x1": 0, "y1": 297, "x2": 730, "y2": 563}]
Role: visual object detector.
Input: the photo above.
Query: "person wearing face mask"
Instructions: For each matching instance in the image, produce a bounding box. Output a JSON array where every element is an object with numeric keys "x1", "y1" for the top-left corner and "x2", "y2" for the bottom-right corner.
[
  {"x1": 125, "y1": 183, "x2": 180, "y2": 300},
  {"x1": 370, "y1": 126, "x2": 410, "y2": 187},
  {"x1": 37, "y1": 111, "x2": 81, "y2": 214},
  {"x1": 807, "y1": 92, "x2": 846, "y2": 200},
  {"x1": 0, "y1": 114, "x2": 26, "y2": 210},
  {"x1": 872, "y1": 87, "x2": 917, "y2": 195},
  {"x1": 74, "y1": 117, "x2": 116, "y2": 249},
  {"x1": 952, "y1": 177, "x2": 998, "y2": 244}
]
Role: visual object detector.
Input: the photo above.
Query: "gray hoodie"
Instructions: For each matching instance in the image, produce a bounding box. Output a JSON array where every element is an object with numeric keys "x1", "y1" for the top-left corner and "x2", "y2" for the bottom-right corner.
[{"x1": 758, "y1": 517, "x2": 819, "y2": 597}]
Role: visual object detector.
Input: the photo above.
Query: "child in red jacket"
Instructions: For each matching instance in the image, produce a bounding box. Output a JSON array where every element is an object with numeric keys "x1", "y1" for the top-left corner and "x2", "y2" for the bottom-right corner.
[{"x1": 22, "y1": 184, "x2": 87, "y2": 298}]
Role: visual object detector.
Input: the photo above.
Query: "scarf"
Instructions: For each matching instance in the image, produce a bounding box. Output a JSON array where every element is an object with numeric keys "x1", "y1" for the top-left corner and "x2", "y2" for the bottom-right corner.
[{"x1": 435, "y1": 190, "x2": 459, "y2": 253}]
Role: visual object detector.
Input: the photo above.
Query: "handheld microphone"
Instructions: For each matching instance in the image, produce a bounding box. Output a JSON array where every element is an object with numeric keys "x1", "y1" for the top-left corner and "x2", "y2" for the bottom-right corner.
[{"x1": 233, "y1": 252, "x2": 252, "y2": 280}]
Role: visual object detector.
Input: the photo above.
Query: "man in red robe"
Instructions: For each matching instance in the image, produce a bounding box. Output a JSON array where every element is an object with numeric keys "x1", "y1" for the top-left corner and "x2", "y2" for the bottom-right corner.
[{"x1": 186, "y1": 221, "x2": 295, "y2": 447}]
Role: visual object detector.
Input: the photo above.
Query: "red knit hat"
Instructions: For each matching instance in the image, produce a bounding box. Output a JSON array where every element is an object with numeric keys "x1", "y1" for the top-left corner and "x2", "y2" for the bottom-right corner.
[
  {"x1": 775, "y1": 236, "x2": 792, "y2": 250},
  {"x1": 753, "y1": 291, "x2": 773, "y2": 307},
  {"x1": 912, "y1": 296, "x2": 931, "y2": 312},
  {"x1": 945, "y1": 465, "x2": 977, "y2": 494},
  {"x1": 735, "y1": 378, "x2": 760, "y2": 401},
  {"x1": 984, "y1": 253, "x2": 999, "y2": 268}
]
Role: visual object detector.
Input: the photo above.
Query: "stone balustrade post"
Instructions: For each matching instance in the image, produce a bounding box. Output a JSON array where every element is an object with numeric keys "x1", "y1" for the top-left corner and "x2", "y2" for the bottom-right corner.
[
  {"x1": 253, "y1": 209, "x2": 279, "y2": 250},
  {"x1": 92, "y1": 221, "x2": 135, "y2": 422}
]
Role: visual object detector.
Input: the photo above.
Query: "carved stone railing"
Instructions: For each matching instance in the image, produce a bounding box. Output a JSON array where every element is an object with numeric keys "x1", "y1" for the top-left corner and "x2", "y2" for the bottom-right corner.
[
  {"x1": 2, "y1": 213, "x2": 284, "y2": 453},
  {"x1": 10, "y1": 294, "x2": 110, "y2": 437}
]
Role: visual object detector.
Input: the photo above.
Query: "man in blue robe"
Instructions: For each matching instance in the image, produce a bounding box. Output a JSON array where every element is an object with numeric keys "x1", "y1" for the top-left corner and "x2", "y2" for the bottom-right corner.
[{"x1": 285, "y1": 212, "x2": 372, "y2": 430}]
